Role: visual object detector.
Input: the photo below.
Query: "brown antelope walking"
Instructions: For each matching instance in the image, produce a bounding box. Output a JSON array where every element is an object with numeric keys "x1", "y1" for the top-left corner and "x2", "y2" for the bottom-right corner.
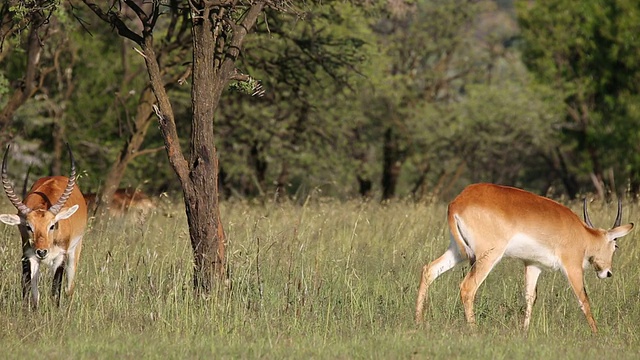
[
  {"x1": 0, "y1": 144, "x2": 87, "y2": 309},
  {"x1": 415, "y1": 183, "x2": 634, "y2": 333}
]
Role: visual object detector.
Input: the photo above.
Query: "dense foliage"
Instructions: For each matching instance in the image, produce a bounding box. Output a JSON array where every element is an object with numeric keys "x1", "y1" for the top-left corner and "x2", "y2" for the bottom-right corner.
[
  {"x1": 518, "y1": 0, "x2": 640, "y2": 198},
  {"x1": 1, "y1": 0, "x2": 639, "y2": 201}
]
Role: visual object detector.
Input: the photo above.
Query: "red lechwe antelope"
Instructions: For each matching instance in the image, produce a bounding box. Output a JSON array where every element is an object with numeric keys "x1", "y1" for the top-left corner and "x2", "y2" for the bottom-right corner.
[
  {"x1": 414, "y1": 183, "x2": 634, "y2": 333},
  {"x1": 83, "y1": 188, "x2": 155, "y2": 218},
  {"x1": 0, "y1": 144, "x2": 87, "y2": 309}
]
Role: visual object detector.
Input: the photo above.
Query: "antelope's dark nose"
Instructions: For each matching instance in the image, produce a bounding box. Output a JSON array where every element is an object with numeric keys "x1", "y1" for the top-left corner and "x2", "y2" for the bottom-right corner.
[
  {"x1": 607, "y1": 271, "x2": 613, "y2": 278},
  {"x1": 35, "y1": 249, "x2": 48, "y2": 259}
]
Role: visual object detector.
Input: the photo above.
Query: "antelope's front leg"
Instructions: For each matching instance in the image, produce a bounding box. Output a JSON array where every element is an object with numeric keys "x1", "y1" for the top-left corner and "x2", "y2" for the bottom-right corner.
[
  {"x1": 24, "y1": 256, "x2": 41, "y2": 309},
  {"x1": 21, "y1": 257, "x2": 31, "y2": 305},
  {"x1": 64, "y1": 237, "x2": 83, "y2": 297},
  {"x1": 565, "y1": 268, "x2": 598, "y2": 333},
  {"x1": 52, "y1": 264, "x2": 64, "y2": 307}
]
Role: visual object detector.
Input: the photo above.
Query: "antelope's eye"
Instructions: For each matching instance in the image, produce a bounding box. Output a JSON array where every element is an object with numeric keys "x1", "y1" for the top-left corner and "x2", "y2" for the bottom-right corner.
[
  {"x1": 49, "y1": 224, "x2": 56, "y2": 231},
  {"x1": 26, "y1": 224, "x2": 33, "y2": 233}
]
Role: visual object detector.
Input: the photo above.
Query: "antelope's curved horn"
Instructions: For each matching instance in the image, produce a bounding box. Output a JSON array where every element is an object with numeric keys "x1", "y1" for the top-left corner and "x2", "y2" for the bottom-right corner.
[
  {"x1": 613, "y1": 198, "x2": 622, "y2": 228},
  {"x1": 49, "y1": 143, "x2": 77, "y2": 215},
  {"x1": 2, "y1": 145, "x2": 32, "y2": 215},
  {"x1": 22, "y1": 163, "x2": 32, "y2": 199},
  {"x1": 583, "y1": 198, "x2": 594, "y2": 228}
]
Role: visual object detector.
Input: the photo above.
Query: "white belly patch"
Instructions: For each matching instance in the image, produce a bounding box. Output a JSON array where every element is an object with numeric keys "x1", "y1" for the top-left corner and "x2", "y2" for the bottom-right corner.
[{"x1": 504, "y1": 233, "x2": 560, "y2": 269}]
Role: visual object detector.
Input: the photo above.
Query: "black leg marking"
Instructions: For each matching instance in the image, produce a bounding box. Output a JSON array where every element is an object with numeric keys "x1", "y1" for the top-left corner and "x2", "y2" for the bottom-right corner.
[
  {"x1": 52, "y1": 265, "x2": 64, "y2": 307},
  {"x1": 21, "y1": 258, "x2": 31, "y2": 302}
]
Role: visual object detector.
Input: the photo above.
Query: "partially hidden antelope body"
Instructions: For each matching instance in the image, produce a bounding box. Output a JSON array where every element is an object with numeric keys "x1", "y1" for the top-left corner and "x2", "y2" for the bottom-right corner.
[
  {"x1": 0, "y1": 144, "x2": 87, "y2": 309},
  {"x1": 415, "y1": 183, "x2": 634, "y2": 333},
  {"x1": 83, "y1": 188, "x2": 156, "y2": 218}
]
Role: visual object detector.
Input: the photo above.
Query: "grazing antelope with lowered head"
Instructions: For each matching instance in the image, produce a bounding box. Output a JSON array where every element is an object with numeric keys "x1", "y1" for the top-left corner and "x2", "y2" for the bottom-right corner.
[
  {"x1": 415, "y1": 183, "x2": 634, "y2": 333},
  {"x1": 0, "y1": 144, "x2": 87, "y2": 309}
]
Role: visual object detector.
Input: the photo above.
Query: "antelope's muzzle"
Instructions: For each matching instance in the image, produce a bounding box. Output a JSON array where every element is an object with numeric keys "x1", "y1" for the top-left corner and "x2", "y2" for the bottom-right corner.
[{"x1": 35, "y1": 248, "x2": 48, "y2": 259}]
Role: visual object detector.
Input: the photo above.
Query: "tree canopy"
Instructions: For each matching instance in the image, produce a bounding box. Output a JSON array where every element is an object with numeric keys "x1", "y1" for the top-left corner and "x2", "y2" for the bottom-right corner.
[
  {"x1": 1, "y1": 0, "x2": 639, "y2": 203},
  {"x1": 518, "y1": 0, "x2": 640, "y2": 198}
]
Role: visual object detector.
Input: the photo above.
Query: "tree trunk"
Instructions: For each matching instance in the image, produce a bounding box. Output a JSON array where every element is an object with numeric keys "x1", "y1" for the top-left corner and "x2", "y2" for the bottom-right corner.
[
  {"x1": 274, "y1": 162, "x2": 289, "y2": 202},
  {"x1": 249, "y1": 142, "x2": 267, "y2": 196},
  {"x1": 381, "y1": 127, "x2": 403, "y2": 201},
  {"x1": 357, "y1": 175, "x2": 372, "y2": 198},
  {"x1": 352, "y1": 127, "x2": 373, "y2": 199},
  {"x1": 440, "y1": 161, "x2": 465, "y2": 200},
  {"x1": 136, "y1": 16, "x2": 227, "y2": 293},
  {"x1": 630, "y1": 171, "x2": 640, "y2": 197},
  {"x1": 183, "y1": 9, "x2": 227, "y2": 292},
  {"x1": 410, "y1": 161, "x2": 430, "y2": 202},
  {"x1": 84, "y1": 0, "x2": 268, "y2": 294},
  {"x1": 553, "y1": 148, "x2": 579, "y2": 199}
]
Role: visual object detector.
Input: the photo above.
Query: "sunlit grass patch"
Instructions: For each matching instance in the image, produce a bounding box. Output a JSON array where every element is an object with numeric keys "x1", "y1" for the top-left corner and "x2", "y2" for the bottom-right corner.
[{"x1": 0, "y1": 198, "x2": 639, "y2": 358}]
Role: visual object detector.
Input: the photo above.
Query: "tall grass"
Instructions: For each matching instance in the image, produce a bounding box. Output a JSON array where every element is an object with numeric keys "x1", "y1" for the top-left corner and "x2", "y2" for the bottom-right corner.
[{"x1": 0, "y1": 198, "x2": 639, "y2": 359}]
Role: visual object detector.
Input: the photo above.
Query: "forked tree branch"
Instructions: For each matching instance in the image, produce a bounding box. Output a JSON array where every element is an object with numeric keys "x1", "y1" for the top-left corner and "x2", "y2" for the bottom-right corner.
[
  {"x1": 83, "y1": 1, "x2": 191, "y2": 188},
  {"x1": 82, "y1": 0, "x2": 144, "y2": 44},
  {"x1": 217, "y1": 2, "x2": 267, "y2": 82},
  {"x1": 143, "y1": 35, "x2": 190, "y2": 188}
]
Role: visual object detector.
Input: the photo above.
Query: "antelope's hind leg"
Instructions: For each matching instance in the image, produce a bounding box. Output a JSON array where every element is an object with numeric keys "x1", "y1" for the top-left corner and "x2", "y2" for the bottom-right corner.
[
  {"x1": 459, "y1": 250, "x2": 504, "y2": 326},
  {"x1": 415, "y1": 245, "x2": 465, "y2": 323}
]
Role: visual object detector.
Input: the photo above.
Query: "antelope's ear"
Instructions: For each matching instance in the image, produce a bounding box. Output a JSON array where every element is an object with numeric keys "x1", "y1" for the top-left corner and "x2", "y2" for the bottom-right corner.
[
  {"x1": 54, "y1": 205, "x2": 79, "y2": 221},
  {"x1": 607, "y1": 223, "x2": 634, "y2": 241},
  {"x1": 0, "y1": 214, "x2": 21, "y2": 226}
]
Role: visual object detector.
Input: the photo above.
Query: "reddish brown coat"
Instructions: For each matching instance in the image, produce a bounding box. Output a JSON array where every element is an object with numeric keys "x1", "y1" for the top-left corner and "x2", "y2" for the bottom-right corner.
[{"x1": 415, "y1": 183, "x2": 634, "y2": 333}]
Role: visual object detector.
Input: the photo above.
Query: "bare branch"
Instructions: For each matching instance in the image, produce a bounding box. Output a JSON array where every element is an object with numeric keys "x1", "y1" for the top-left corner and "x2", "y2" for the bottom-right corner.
[
  {"x1": 132, "y1": 46, "x2": 148, "y2": 59},
  {"x1": 129, "y1": 146, "x2": 165, "y2": 160},
  {"x1": 215, "y1": 2, "x2": 267, "y2": 84},
  {"x1": 123, "y1": 0, "x2": 149, "y2": 24},
  {"x1": 82, "y1": 0, "x2": 144, "y2": 45},
  {"x1": 229, "y1": 3, "x2": 267, "y2": 59},
  {"x1": 176, "y1": 63, "x2": 192, "y2": 85}
]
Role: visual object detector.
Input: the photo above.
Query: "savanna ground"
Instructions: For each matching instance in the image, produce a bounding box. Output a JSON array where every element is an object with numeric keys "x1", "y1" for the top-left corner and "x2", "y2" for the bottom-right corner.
[{"x1": 1, "y1": 195, "x2": 640, "y2": 359}]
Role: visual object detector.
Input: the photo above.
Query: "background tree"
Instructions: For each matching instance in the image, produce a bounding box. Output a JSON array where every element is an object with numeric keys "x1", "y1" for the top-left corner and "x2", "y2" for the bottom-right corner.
[
  {"x1": 0, "y1": 1, "x2": 67, "y2": 148},
  {"x1": 517, "y1": 0, "x2": 640, "y2": 198},
  {"x1": 86, "y1": 3, "x2": 192, "y2": 217},
  {"x1": 448, "y1": 80, "x2": 563, "y2": 193},
  {"x1": 358, "y1": 0, "x2": 526, "y2": 201},
  {"x1": 82, "y1": 0, "x2": 290, "y2": 293},
  {"x1": 0, "y1": 2, "x2": 167, "y2": 201},
  {"x1": 216, "y1": 3, "x2": 375, "y2": 200},
  {"x1": 4, "y1": 0, "x2": 640, "y2": 212}
]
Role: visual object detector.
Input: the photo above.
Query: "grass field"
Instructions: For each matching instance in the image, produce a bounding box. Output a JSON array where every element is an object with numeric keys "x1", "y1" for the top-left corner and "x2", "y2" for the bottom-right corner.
[{"x1": 1, "y1": 197, "x2": 640, "y2": 359}]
